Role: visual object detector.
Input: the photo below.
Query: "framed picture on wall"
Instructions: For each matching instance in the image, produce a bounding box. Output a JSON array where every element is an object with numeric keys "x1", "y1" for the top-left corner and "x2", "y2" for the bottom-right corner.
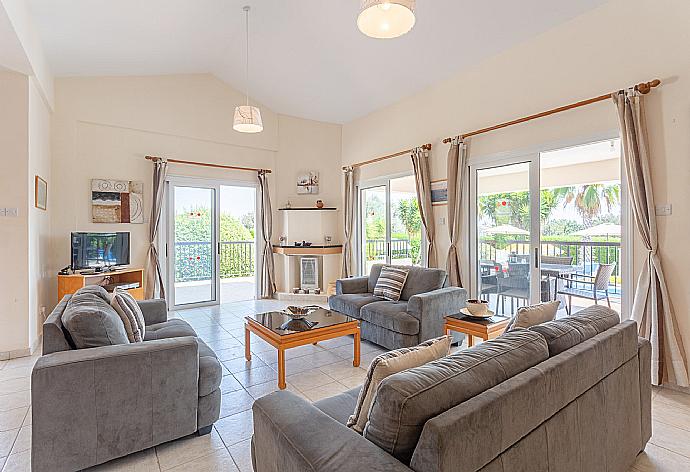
[
  {"x1": 35, "y1": 175, "x2": 47, "y2": 210},
  {"x1": 431, "y1": 179, "x2": 447, "y2": 206}
]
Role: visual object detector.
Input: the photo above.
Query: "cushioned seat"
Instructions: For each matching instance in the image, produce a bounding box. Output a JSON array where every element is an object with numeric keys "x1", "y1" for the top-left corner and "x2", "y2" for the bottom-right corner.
[
  {"x1": 144, "y1": 318, "x2": 197, "y2": 340},
  {"x1": 314, "y1": 387, "x2": 361, "y2": 425},
  {"x1": 197, "y1": 338, "x2": 223, "y2": 396},
  {"x1": 360, "y1": 301, "x2": 419, "y2": 335},
  {"x1": 328, "y1": 293, "x2": 382, "y2": 319}
]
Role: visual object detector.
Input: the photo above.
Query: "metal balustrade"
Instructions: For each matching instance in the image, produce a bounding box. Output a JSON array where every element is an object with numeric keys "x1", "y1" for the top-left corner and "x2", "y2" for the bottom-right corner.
[{"x1": 175, "y1": 241, "x2": 255, "y2": 282}]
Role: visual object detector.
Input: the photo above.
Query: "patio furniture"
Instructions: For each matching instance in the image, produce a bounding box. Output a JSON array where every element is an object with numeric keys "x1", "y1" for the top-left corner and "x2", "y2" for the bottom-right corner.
[{"x1": 557, "y1": 263, "x2": 616, "y2": 315}]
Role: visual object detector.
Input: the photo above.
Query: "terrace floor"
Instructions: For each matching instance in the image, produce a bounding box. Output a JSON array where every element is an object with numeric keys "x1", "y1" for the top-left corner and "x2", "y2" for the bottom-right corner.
[{"x1": 174, "y1": 276, "x2": 256, "y2": 306}]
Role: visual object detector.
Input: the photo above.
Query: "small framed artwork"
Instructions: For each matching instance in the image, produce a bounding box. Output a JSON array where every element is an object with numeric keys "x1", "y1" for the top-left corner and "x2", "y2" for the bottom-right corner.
[
  {"x1": 35, "y1": 176, "x2": 47, "y2": 210},
  {"x1": 431, "y1": 179, "x2": 448, "y2": 206},
  {"x1": 297, "y1": 172, "x2": 319, "y2": 194}
]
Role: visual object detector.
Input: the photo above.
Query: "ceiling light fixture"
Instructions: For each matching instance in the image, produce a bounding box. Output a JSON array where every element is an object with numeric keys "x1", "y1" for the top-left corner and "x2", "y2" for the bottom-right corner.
[
  {"x1": 357, "y1": 0, "x2": 416, "y2": 39},
  {"x1": 233, "y1": 5, "x2": 263, "y2": 133}
]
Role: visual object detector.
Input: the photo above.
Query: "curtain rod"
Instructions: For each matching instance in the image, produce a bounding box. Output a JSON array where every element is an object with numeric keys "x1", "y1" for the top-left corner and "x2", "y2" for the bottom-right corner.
[
  {"x1": 145, "y1": 155, "x2": 272, "y2": 173},
  {"x1": 341, "y1": 143, "x2": 432, "y2": 171},
  {"x1": 442, "y1": 79, "x2": 661, "y2": 144}
]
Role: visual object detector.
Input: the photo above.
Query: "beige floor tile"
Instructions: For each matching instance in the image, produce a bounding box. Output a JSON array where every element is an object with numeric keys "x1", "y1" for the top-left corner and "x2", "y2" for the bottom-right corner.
[
  {"x1": 244, "y1": 380, "x2": 301, "y2": 401},
  {"x1": 652, "y1": 400, "x2": 690, "y2": 432},
  {"x1": 650, "y1": 420, "x2": 690, "y2": 458},
  {"x1": 155, "y1": 429, "x2": 226, "y2": 471},
  {"x1": 2, "y1": 357, "x2": 37, "y2": 371},
  {"x1": 314, "y1": 336, "x2": 355, "y2": 350},
  {"x1": 654, "y1": 388, "x2": 690, "y2": 412},
  {"x1": 301, "y1": 382, "x2": 350, "y2": 402},
  {"x1": 219, "y1": 375, "x2": 244, "y2": 394},
  {"x1": 0, "y1": 429, "x2": 18, "y2": 457},
  {"x1": 10, "y1": 426, "x2": 30, "y2": 454},
  {"x1": 0, "y1": 392, "x2": 30, "y2": 413},
  {"x1": 319, "y1": 359, "x2": 367, "y2": 380},
  {"x1": 214, "y1": 410, "x2": 254, "y2": 447},
  {"x1": 234, "y1": 366, "x2": 278, "y2": 388},
  {"x1": 166, "y1": 449, "x2": 238, "y2": 472},
  {"x1": 219, "y1": 389, "x2": 255, "y2": 419},
  {"x1": 214, "y1": 346, "x2": 247, "y2": 362},
  {"x1": 0, "y1": 366, "x2": 33, "y2": 383},
  {"x1": 222, "y1": 357, "x2": 266, "y2": 374},
  {"x1": 0, "y1": 408, "x2": 28, "y2": 432},
  {"x1": 2, "y1": 449, "x2": 30, "y2": 472},
  {"x1": 85, "y1": 448, "x2": 160, "y2": 471},
  {"x1": 227, "y1": 439, "x2": 253, "y2": 472},
  {"x1": 21, "y1": 408, "x2": 30, "y2": 427},
  {"x1": 252, "y1": 350, "x2": 278, "y2": 365},
  {"x1": 203, "y1": 337, "x2": 242, "y2": 352},
  {"x1": 286, "y1": 369, "x2": 334, "y2": 391},
  {"x1": 0, "y1": 378, "x2": 30, "y2": 396},
  {"x1": 337, "y1": 371, "x2": 367, "y2": 389},
  {"x1": 634, "y1": 443, "x2": 690, "y2": 471}
]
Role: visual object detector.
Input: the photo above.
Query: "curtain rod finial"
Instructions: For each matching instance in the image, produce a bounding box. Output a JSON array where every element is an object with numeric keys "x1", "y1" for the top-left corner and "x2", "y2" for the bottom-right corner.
[{"x1": 637, "y1": 79, "x2": 662, "y2": 94}]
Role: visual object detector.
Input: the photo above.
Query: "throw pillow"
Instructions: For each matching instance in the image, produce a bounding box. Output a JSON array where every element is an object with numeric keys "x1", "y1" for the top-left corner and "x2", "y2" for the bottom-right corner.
[
  {"x1": 111, "y1": 289, "x2": 146, "y2": 342},
  {"x1": 506, "y1": 300, "x2": 560, "y2": 331},
  {"x1": 62, "y1": 286, "x2": 130, "y2": 349},
  {"x1": 347, "y1": 335, "x2": 451, "y2": 433},
  {"x1": 373, "y1": 266, "x2": 410, "y2": 301}
]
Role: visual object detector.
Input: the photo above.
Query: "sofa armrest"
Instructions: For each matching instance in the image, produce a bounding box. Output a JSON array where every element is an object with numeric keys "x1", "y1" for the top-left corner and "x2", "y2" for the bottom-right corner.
[
  {"x1": 408, "y1": 287, "x2": 467, "y2": 341},
  {"x1": 336, "y1": 276, "x2": 369, "y2": 295},
  {"x1": 137, "y1": 298, "x2": 168, "y2": 325},
  {"x1": 31, "y1": 338, "x2": 199, "y2": 472},
  {"x1": 252, "y1": 391, "x2": 412, "y2": 472}
]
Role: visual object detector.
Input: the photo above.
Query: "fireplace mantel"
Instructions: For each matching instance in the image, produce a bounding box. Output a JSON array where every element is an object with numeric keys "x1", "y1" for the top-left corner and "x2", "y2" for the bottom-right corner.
[{"x1": 272, "y1": 245, "x2": 343, "y2": 256}]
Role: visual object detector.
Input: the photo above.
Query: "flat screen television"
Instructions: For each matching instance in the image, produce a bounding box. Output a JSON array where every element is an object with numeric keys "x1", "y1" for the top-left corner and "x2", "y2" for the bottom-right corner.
[{"x1": 71, "y1": 232, "x2": 130, "y2": 270}]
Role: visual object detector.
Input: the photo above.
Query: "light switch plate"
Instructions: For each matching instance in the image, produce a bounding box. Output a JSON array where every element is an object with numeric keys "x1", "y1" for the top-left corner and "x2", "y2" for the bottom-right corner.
[
  {"x1": 439, "y1": 216, "x2": 446, "y2": 226},
  {"x1": 6, "y1": 208, "x2": 18, "y2": 217},
  {"x1": 655, "y1": 204, "x2": 672, "y2": 216},
  {"x1": 0, "y1": 208, "x2": 5, "y2": 216}
]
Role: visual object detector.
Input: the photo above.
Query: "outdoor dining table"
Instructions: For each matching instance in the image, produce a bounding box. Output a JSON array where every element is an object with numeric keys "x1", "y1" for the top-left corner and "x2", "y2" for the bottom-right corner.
[{"x1": 540, "y1": 263, "x2": 580, "y2": 301}]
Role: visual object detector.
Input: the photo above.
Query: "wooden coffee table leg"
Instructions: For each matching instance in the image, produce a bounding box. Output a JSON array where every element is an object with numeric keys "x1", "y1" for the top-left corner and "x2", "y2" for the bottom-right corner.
[
  {"x1": 467, "y1": 335, "x2": 474, "y2": 347},
  {"x1": 277, "y1": 348, "x2": 286, "y2": 389},
  {"x1": 353, "y1": 328, "x2": 361, "y2": 367},
  {"x1": 244, "y1": 325, "x2": 251, "y2": 361}
]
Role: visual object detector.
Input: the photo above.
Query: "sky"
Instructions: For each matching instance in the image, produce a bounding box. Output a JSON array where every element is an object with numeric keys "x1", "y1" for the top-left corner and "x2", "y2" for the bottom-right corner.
[{"x1": 174, "y1": 185, "x2": 256, "y2": 218}]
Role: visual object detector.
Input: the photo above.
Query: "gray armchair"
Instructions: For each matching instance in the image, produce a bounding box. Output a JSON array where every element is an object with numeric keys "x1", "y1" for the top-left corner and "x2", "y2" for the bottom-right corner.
[
  {"x1": 329, "y1": 264, "x2": 467, "y2": 350},
  {"x1": 32, "y1": 292, "x2": 222, "y2": 472}
]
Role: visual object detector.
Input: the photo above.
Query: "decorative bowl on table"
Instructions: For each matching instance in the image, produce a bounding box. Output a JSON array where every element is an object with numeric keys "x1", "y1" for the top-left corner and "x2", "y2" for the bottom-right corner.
[
  {"x1": 285, "y1": 305, "x2": 321, "y2": 319},
  {"x1": 465, "y1": 299, "x2": 490, "y2": 317}
]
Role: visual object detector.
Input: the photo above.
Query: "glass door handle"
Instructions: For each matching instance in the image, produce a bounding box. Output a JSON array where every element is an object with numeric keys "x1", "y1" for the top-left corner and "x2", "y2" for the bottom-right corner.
[{"x1": 534, "y1": 248, "x2": 539, "y2": 268}]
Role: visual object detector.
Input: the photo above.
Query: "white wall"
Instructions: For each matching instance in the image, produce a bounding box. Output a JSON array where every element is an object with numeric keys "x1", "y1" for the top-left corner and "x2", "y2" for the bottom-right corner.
[
  {"x1": 0, "y1": 71, "x2": 30, "y2": 355},
  {"x1": 342, "y1": 0, "x2": 690, "y2": 377},
  {"x1": 50, "y1": 74, "x2": 342, "y2": 306}
]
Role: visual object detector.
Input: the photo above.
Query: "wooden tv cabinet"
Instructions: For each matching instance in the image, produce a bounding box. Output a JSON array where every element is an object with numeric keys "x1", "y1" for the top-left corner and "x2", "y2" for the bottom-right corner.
[{"x1": 57, "y1": 267, "x2": 145, "y2": 302}]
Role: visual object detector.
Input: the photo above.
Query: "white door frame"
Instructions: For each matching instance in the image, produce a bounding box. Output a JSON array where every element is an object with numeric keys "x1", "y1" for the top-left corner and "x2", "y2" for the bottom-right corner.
[
  {"x1": 466, "y1": 132, "x2": 632, "y2": 315},
  {"x1": 163, "y1": 175, "x2": 260, "y2": 309}
]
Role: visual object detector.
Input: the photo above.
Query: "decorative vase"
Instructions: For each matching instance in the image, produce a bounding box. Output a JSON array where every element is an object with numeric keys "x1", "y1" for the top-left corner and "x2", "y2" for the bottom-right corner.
[{"x1": 316, "y1": 200, "x2": 324, "y2": 209}]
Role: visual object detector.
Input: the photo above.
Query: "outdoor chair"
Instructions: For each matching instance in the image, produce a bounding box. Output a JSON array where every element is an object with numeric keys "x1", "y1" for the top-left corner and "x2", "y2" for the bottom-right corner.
[
  {"x1": 496, "y1": 262, "x2": 553, "y2": 314},
  {"x1": 557, "y1": 262, "x2": 616, "y2": 315}
]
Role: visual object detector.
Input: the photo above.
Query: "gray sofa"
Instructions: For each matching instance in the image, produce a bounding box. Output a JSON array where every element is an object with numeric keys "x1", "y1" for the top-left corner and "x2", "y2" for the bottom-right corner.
[
  {"x1": 31, "y1": 290, "x2": 222, "y2": 472},
  {"x1": 251, "y1": 306, "x2": 651, "y2": 472},
  {"x1": 329, "y1": 264, "x2": 467, "y2": 349}
]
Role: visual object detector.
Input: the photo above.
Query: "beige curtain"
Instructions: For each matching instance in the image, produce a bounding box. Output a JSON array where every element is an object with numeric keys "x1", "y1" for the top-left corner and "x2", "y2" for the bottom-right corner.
[
  {"x1": 258, "y1": 170, "x2": 276, "y2": 298},
  {"x1": 342, "y1": 167, "x2": 357, "y2": 277},
  {"x1": 613, "y1": 90, "x2": 688, "y2": 387},
  {"x1": 411, "y1": 147, "x2": 437, "y2": 267},
  {"x1": 145, "y1": 159, "x2": 168, "y2": 299},
  {"x1": 446, "y1": 137, "x2": 468, "y2": 287}
]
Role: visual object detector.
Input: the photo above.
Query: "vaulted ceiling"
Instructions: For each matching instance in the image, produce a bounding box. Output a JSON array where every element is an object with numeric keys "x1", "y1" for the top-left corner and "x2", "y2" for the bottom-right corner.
[{"x1": 27, "y1": 0, "x2": 607, "y2": 123}]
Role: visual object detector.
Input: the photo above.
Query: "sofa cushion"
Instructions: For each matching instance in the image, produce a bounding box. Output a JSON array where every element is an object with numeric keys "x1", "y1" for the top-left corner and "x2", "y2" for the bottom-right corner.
[
  {"x1": 348, "y1": 336, "x2": 451, "y2": 433},
  {"x1": 62, "y1": 286, "x2": 130, "y2": 349},
  {"x1": 144, "y1": 318, "x2": 197, "y2": 341},
  {"x1": 111, "y1": 290, "x2": 146, "y2": 342},
  {"x1": 529, "y1": 305, "x2": 620, "y2": 356},
  {"x1": 373, "y1": 266, "x2": 410, "y2": 301},
  {"x1": 360, "y1": 301, "x2": 419, "y2": 335},
  {"x1": 328, "y1": 293, "x2": 382, "y2": 319},
  {"x1": 506, "y1": 300, "x2": 559, "y2": 331},
  {"x1": 367, "y1": 264, "x2": 447, "y2": 301},
  {"x1": 363, "y1": 329, "x2": 549, "y2": 464},
  {"x1": 198, "y1": 338, "x2": 223, "y2": 397},
  {"x1": 314, "y1": 387, "x2": 362, "y2": 425}
]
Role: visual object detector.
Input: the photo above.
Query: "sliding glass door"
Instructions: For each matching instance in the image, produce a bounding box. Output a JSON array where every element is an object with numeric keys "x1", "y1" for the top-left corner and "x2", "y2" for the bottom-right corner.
[
  {"x1": 470, "y1": 138, "x2": 625, "y2": 318},
  {"x1": 359, "y1": 174, "x2": 425, "y2": 274}
]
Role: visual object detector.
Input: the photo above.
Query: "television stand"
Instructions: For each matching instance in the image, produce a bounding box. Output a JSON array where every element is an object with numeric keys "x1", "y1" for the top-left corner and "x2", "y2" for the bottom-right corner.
[{"x1": 57, "y1": 267, "x2": 145, "y2": 302}]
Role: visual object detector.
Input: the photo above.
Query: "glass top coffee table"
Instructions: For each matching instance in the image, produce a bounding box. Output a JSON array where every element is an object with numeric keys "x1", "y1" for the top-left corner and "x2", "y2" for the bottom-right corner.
[{"x1": 244, "y1": 308, "x2": 360, "y2": 389}]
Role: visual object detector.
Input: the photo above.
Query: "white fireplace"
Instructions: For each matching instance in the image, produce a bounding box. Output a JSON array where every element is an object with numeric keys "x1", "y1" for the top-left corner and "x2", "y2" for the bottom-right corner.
[{"x1": 300, "y1": 257, "x2": 319, "y2": 290}]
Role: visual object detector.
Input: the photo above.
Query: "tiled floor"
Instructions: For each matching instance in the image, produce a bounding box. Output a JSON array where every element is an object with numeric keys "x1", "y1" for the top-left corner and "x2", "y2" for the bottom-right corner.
[{"x1": 1, "y1": 298, "x2": 690, "y2": 471}]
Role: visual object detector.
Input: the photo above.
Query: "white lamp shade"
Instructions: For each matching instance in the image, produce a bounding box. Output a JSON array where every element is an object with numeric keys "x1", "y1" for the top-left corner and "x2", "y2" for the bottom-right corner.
[
  {"x1": 357, "y1": 0, "x2": 416, "y2": 39},
  {"x1": 233, "y1": 105, "x2": 264, "y2": 133}
]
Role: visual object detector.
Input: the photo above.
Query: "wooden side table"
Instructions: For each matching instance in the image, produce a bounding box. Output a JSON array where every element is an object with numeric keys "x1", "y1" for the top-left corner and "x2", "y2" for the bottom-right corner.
[{"x1": 444, "y1": 314, "x2": 510, "y2": 347}]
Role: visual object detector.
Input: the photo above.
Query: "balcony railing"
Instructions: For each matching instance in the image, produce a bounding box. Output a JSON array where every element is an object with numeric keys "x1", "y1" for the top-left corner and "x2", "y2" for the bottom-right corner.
[
  {"x1": 175, "y1": 241, "x2": 255, "y2": 283},
  {"x1": 479, "y1": 239, "x2": 622, "y2": 294},
  {"x1": 365, "y1": 239, "x2": 412, "y2": 262}
]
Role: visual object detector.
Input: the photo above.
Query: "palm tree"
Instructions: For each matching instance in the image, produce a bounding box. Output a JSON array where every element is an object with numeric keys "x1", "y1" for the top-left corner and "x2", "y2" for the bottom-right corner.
[{"x1": 559, "y1": 184, "x2": 620, "y2": 225}]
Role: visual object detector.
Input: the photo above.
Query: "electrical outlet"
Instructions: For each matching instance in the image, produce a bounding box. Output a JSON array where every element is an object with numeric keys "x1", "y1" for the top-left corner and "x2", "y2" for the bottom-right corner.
[
  {"x1": 439, "y1": 216, "x2": 446, "y2": 226},
  {"x1": 0, "y1": 208, "x2": 6, "y2": 217},
  {"x1": 6, "y1": 208, "x2": 18, "y2": 217},
  {"x1": 655, "y1": 204, "x2": 672, "y2": 216}
]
